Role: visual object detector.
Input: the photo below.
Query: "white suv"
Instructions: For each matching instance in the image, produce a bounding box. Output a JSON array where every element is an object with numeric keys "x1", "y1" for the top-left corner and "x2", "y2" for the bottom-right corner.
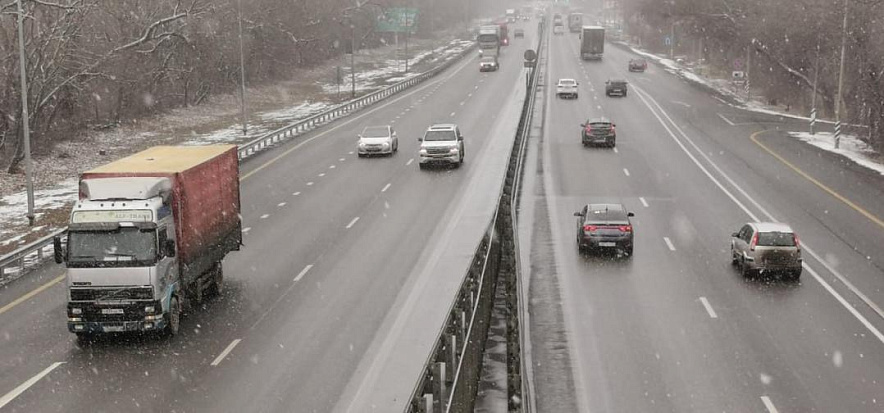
[{"x1": 418, "y1": 124, "x2": 465, "y2": 169}]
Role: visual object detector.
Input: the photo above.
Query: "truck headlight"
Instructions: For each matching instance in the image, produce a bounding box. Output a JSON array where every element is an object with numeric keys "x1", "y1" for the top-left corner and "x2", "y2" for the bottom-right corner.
[
  {"x1": 71, "y1": 307, "x2": 82, "y2": 315},
  {"x1": 69, "y1": 317, "x2": 83, "y2": 322},
  {"x1": 144, "y1": 306, "x2": 155, "y2": 314},
  {"x1": 449, "y1": 147, "x2": 459, "y2": 154}
]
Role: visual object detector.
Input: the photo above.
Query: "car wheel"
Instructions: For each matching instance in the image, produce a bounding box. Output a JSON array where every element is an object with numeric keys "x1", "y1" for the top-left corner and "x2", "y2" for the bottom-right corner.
[
  {"x1": 624, "y1": 245, "x2": 634, "y2": 256},
  {"x1": 731, "y1": 248, "x2": 739, "y2": 265},
  {"x1": 740, "y1": 258, "x2": 752, "y2": 278},
  {"x1": 357, "y1": 153, "x2": 365, "y2": 158},
  {"x1": 609, "y1": 140, "x2": 616, "y2": 148},
  {"x1": 623, "y1": 91, "x2": 628, "y2": 97},
  {"x1": 574, "y1": 94, "x2": 579, "y2": 99},
  {"x1": 418, "y1": 163, "x2": 427, "y2": 170}
]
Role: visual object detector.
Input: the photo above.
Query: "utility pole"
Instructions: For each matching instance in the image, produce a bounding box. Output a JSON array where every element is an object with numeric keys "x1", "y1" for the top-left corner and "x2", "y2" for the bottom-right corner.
[
  {"x1": 834, "y1": 0, "x2": 849, "y2": 149},
  {"x1": 16, "y1": 0, "x2": 35, "y2": 226},
  {"x1": 746, "y1": 42, "x2": 752, "y2": 102},
  {"x1": 351, "y1": 24, "x2": 356, "y2": 99},
  {"x1": 810, "y1": 36, "x2": 820, "y2": 135},
  {"x1": 237, "y1": 0, "x2": 248, "y2": 136}
]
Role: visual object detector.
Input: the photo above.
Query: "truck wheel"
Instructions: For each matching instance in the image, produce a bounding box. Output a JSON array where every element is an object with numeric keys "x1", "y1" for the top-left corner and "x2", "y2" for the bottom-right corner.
[
  {"x1": 75, "y1": 332, "x2": 96, "y2": 346},
  {"x1": 213, "y1": 263, "x2": 224, "y2": 296},
  {"x1": 164, "y1": 296, "x2": 181, "y2": 337}
]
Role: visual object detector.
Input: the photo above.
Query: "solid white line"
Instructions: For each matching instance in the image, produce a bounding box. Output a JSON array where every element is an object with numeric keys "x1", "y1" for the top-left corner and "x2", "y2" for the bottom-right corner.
[
  {"x1": 639, "y1": 197, "x2": 649, "y2": 207},
  {"x1": 406, "y1": 158, "x2": 414, "y2": 166},
  {"x1": 761, "y1": 396, "x2": 779, "y2": 413},
  {"x1": 713, "y1": 96, "x2": 728, "y2": 104},
  {"x1": 623, "y1": 168, "x2": 630, "y2": 177},
  {"x1": 277, "y1": 202, "x2": 286, "y2": 207},
  {"x1": 672, "y1": 100, "x2": 692, "y2": 108},
  {"x1": 242, "y1": 227, "x2": 251, "y2": 233},
  {"x1": 346, "y1": 217, "x2": 360, "y2": 229},
  {"x1": 294, "y1": 264, "x2": 313, "y2": 282},
  {"x1": 0, "y1": 362, "x2": 65, "y2": 408},
  {"x1": 699, "y1": 297, "x2": 718, "y2": 319},
  {"x1": 306, "y1": 182, "x2": 314, "y2": 186},
  {"x1": 613, "y1": 147, "x2": 619, "y2": 153},
  {"x1": 717, "y1": 113, "x2": 736, "y2": 126},
  {"x1": 634, "y1": 85, "x2": 884, "y2": 345},
  {"x1": 260, "y1": 214, "x2": 269, "y2": 219},
  {"x1": 663, "y1": 237, "x2": 676, "y2": 251},
  {"x1": 381, "y1": 183, "x2": 391, "y2": 192},
  {"x1": 210, "y1": 339, "x2": 242, "y2": 367},
  {"x1": 293, "y1": 192, "x2": 300, "y2": 196}
]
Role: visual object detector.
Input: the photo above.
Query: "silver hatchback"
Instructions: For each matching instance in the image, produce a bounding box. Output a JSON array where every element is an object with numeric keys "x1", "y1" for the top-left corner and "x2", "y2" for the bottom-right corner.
[{"x1": 731, "y1": 222, "x2": 802, "y2": 280}]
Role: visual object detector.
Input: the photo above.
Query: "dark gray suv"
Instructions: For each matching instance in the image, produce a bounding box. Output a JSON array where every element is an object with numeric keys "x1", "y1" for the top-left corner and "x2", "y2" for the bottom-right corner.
[
  {"x1": 581, "y1": 118, "x2": 616, "y2": 147},
  {"x1": 574, "y1": 203, "x2": 635, "y2": 256},
  {"x1": 605, "y1": 79, "x2": 628, "y2": 97}
]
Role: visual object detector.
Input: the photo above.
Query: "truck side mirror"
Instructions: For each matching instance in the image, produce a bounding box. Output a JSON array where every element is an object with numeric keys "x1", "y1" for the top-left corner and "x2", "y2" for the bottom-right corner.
[
  {"x1": 164, "y1": 239, "x2": 176, "y2": 258},
  {"x1": 53, "y1": 235, "x2": 65, "y2": 264}
]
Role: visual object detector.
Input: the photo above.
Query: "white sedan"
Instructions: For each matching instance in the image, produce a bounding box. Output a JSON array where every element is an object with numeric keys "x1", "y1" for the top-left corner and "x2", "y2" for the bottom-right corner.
[{"x1": 357, "y1": 125, "x2": 398, "y2": 157}]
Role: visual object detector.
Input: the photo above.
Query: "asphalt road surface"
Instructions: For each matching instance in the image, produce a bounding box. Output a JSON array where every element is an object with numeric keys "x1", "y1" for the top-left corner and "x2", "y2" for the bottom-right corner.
[
  {"x1": 520, "y1": 28, "x2": 884, "y2": 413},
  {"x1": 0, "y1": 18, "x2": 539, "y2": 413}
]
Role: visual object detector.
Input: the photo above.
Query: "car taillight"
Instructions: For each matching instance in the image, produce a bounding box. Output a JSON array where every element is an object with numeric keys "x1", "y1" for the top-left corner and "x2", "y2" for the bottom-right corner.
[
  {"x1": 793, "y1": 234, "x2": 800, "y2": 251},
  {"x1": 619, "y1": 225, "x2": 632, "y2": 233},
  {"x1": 585, "y1": 125, "x2": 592, "y2": 133},
  {"x1": 750, "y1": 233, "x2": 759, "y2": 251},
  {"x1": 610, "y1": 125, "x2": 616, "y2": 134},
  {"x1": 583, "y1": 225, "x2": 597, "y2": 232}
]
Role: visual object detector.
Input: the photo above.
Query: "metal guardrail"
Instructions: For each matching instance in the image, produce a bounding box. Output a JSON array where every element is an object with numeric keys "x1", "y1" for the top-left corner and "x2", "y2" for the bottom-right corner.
[
  {"x1": 0, "y1": 42, "x2": 477, "y2": 283},
  {"x1": 405, "y1": 18, "x2": 546, "y2": 413}
]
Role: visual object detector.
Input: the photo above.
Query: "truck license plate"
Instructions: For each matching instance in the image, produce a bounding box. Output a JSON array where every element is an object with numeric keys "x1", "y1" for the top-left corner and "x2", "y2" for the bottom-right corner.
[
  {"x1": 101, "y1": 308, "x2": 124, "y2": 315},
  {"x1": 599, "y1": 242, "x2": 616, "y2": 247},
  {"x1": 103, "y1": 325, "x2": 123, "y2": 332}
]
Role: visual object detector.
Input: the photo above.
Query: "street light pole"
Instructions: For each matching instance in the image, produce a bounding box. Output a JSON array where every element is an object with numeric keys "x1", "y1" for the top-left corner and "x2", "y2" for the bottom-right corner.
[
  {"x1": 16, "y1": 0, "x2": 35, "y2": 226},
  {"x1": 834, "y1": 0, "x2": 849, "y2": 149},
  {"x1": 810, "y1": 37, "x2": 820, "y2": 135},
  {"x1": 351, "y1": 24, "x2": 356, "y2": 99},
  {"x1": 237, "y1": 0, "x2": 248, "y2": 136}
]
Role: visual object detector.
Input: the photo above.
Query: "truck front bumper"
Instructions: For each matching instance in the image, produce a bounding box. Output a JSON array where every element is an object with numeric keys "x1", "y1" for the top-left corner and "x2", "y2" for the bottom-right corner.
[{"x1": 68, "y1": 300, "x2": 166, "y2": 334}]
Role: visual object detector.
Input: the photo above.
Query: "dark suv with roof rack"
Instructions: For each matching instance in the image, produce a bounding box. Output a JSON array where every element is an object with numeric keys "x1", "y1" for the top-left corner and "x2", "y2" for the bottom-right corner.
[{"x1": 574, "y1": 203, "x2": 635, "y2": 256}]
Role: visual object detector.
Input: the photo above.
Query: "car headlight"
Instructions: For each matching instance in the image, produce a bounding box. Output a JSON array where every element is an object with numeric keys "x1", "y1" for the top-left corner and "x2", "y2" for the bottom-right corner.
[
  {"x1": 382, "y1": 142, "x2": 390, "y2": 149},
  {"x1": 419, "y1": 149, "x2": 428, "y2": 155},
  {"x1": 358, "y1": 142, "x2": 366, "y2": 148},
  {"x1": 449, "y1": 147, "x2": 459, "y2": 154}
]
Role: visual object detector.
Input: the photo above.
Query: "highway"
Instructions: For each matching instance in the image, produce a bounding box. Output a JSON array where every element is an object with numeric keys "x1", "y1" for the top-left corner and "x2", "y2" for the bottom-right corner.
[
  {"x1": 521, "y1": 25, "x2": 884, "y2": 412},
  {"x1": 0, "y1": 17, "x2": 538, "y2": 413}
]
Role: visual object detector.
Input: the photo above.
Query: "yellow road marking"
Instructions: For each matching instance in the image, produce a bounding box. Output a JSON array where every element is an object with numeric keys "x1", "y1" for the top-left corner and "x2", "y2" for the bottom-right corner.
[
  {"x1": 750, "y1": 129, "x2": 884, "y2": 230},
  {"x1": 0, "y1": 274, "x2": 65, "y2": 316}
]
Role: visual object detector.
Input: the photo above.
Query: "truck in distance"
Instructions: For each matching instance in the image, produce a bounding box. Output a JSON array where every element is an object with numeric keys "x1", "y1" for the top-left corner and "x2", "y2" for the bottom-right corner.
[
  {"x1": 477, "y1": 25, "x2": 501, "y2": 57},
  {"x1": 506, "y1": 8, "x2": 516, "y2": 22},
  {"x1": 55, "y1": 145, "x2": 242, "y2": 340},
  {"x1": 568, "y1": 12, "x2": 583, "y2": 33},
  {"x1": 580, "y1": 26, "x2": 605, "y2": 60}
]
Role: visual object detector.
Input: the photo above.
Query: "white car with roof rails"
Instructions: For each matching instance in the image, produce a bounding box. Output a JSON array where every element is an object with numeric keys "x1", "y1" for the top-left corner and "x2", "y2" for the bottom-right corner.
[
  {"x1": 418, "y1": 124, "x2": 465, "y2": 169},
  {"x1": 730, "y1": 222, "x2": 803, "y2": 280}
]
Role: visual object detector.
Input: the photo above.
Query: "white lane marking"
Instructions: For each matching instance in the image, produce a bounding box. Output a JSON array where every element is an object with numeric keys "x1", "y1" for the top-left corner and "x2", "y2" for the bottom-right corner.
[
  {"x1": 634, "y1": 85, "x2": 884, "y2": 345},
  {"x1": 450, "y1": 112, "x2": 456, "y2": 117},
  {"x1": 468, "y1": 93, "x2": 472, "y2": 97},
  {"x1": 717, "y1": 113, "x2": 736, "y2": 126},
  {"x1": 474, "y1": 85, "x2": 479, "y2": 90},
  {"x1": 0, "y1": 362, "x2": 66, "y2": 408},
  {"x1": 623, "y1": 168, "x2": 630, "y2": 177},
  {"x1": 406, "y1": 158, "x2": 414, "y2": 166},
  {"x1": 348, "y1": 151, "x2": 354, "y2": 155},
  {"x1": 293, "y1": 192, "x2": 301, "y2": 196},
  {"x1": 277, "y1": 202, "x2": 286, "y2": 207},
  {"x1": 306, "y1": 182, "x2": 314, "y2": 186},
  {"x1": 699, "y1": 297, "x2": 718, "y2": 319},
  {"x1": 339, "y1": 158, "x2": 346, "y2": 162},
  {"x1": 260, "y1": 214, "x2": 269, "y2": 219},
  {"x1": 596, "y1": 105, "x2": 602, "y2": 110},
  {"x1": 295, "y1": 264, "x2": 313, "y2": 282},
  {"x1": 382, "y1": 183, "x2": 391, "y2": 193},
  {"x1": 318, "y1": 173, "x2": 326, "y2": 177},
  {"x1": 211, "y1": 339, "x2": 243, "y2": 367},
  {"x1": 329, "y1": 165, "x2": 336, "y2": 169},
  {"x1": 346, "y1": 217, "x2": 360, "y2": 229},
  {"x1": 663, "y1": 237, "x2": 676, "y2": 251},
  {"x1": 713, "y1": 96, "x2": 729, "y2": 104},
  {"x1": 242, "y1": 227, "x2": 251, "y2": 233},
  {"x1": 639, "y1": 197, "x2": 649, "y2": 207},
  {"x1": 593, "y1": 95, "x2": 598, "y2": 100},
  {"x1": 460, "y1": 101, "x2": 465, "y2": 106},
  {"x1": 613, "y1": 147, "x2": 619, "y2": 154},
  {"x1": 761, "y1": 396, "x2": 779, "y2": 413},
  {"x1": 672, "y1": 100, "x2": 692, "y2": 108},
  {"x1": 395, "y1": 115, "x2": 401, "y2": 119}
]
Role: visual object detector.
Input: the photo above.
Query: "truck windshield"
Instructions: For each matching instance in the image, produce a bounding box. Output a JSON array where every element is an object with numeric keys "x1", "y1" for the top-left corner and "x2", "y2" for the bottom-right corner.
[
  {"x1": 477, "y1": 34, "x2": 498, "y2": 43},
  {"x1": 68, "y1": 227, "x2": 158, "y2": 267}
]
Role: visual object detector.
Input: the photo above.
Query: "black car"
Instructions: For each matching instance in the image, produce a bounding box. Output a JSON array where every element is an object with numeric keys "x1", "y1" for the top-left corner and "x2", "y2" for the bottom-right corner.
[
  {"x1": 574, "y1": 203, "x2": 635, "y2": 256},
  {"x1": 605, "y1": 79, "x2": 628, "y2": 97},
  {"x1": 581, "y1": 118, "x2": 616, "y2": 147},
  {"x1": 628, "y1": 58, "x2": 647, "y2": 72}
]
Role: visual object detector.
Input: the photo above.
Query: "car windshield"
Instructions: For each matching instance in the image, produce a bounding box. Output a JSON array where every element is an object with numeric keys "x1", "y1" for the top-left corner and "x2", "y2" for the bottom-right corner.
[
  {"x1": 361, "y1": 126, "x2": 389, "y2": 138},
  {"x1": 68, "y1": 227, "x2": 157, "y2": 267},
  {"x1": 757, "y1": 232, "x2": 796, "y2": 247},
  {"x1": 559, "y1": 80, "x2": 576, "y2": 86},
  {"x1": 424, "y1": 130, "x2": 456, "y2": 141}
]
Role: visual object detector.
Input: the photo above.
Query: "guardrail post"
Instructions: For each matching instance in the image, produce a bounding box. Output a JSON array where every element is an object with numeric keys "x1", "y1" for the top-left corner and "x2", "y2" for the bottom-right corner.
[
  {"x1": 422, "y1": 394, "x2": 433, "y2": 413},
  {"x1": 448, "y1": 334, "x2": 458, "y2": 372},
  {"x1": 433, "y1": 362, "x2": 447, "y2": 413}
]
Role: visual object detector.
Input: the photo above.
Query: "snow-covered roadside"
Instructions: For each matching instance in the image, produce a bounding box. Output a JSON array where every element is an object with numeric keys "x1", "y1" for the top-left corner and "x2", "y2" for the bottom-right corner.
[
  {"x1": 787, "y1": 132, "x2": 884, "y2": 176},
  {"x1": 0, "y1": 35, "x2": 473, "y2": 254},
  {"x1": 615, "y1": 41, "x2": 884, "y2": 177}
]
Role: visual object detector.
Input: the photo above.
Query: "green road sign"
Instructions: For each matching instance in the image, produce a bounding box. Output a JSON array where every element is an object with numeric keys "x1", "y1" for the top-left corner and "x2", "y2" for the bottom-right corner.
[{"x1": 376, "y1": 8, "x2": 419, "y2": 33}]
